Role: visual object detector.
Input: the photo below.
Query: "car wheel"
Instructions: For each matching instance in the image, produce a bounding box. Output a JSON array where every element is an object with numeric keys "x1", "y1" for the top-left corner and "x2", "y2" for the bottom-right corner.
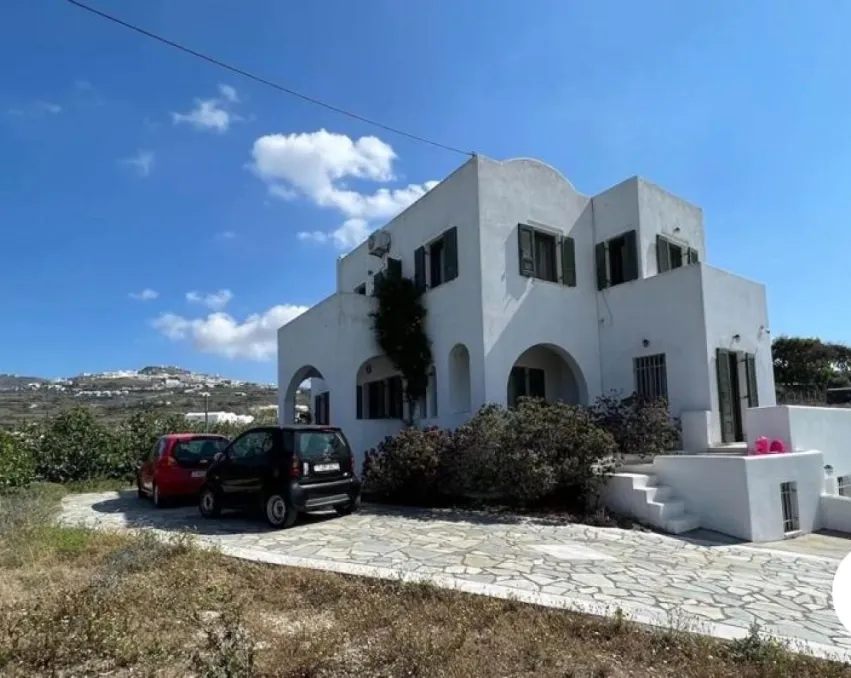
[
  {"x1": 264, "y1": 492, "x2": 297, "y2": 529},
  {"x1": 152, "y1": 483, "x2": 167, "y2": 509},
  {"x1": 199, "y1": 485, "x2": 222, "y2": 519}
]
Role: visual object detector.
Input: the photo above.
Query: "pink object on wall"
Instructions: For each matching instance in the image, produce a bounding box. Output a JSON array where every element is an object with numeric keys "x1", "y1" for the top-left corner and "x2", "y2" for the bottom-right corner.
[
  {"x1": 769, "y1": 439, "x2": 787, "y2": 454},
  {"x1": 752, "y1": 436, "x2": 770, "y2": 455}
]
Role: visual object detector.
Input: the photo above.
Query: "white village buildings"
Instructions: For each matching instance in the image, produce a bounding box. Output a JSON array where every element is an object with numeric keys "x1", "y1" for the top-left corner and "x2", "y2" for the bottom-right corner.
[{"x1": 277, "y1": 155, "x2": 775, "y2": 460}]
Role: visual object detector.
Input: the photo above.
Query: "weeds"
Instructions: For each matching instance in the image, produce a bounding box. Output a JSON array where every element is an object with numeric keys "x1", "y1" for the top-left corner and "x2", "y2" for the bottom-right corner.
[{"x1": 0, "y1": 485, "x2": 849, "y2": 677}]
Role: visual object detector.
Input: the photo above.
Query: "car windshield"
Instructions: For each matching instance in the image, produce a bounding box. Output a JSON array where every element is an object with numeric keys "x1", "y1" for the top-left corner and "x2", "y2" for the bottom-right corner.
[
  {"x1": 172, "y1": 437, "x2": 228, "y2": 462},
  {"x1": 296, "y1": 430, "x2": 348, "y2": 460}
]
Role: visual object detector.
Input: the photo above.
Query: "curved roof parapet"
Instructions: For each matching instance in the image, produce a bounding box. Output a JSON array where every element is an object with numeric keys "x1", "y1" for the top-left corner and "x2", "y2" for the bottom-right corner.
[{"x1": 497, "y1": 157, "x2": 588, "y2": 197}]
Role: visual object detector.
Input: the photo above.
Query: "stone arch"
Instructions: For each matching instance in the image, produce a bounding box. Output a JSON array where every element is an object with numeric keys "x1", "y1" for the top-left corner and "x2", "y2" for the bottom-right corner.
[
  {"x1": 506, "y1": 343, "x2": 588, "y2": 407},
  {"x1": 356, "y1": 355, "x2": 404, "y2": 420},
  {"x1": 448, "y1": 343, "x2": 472, "y2": 413},
  {"x1": 283, "y1": 364, "x2": 324, "y2": 424}
]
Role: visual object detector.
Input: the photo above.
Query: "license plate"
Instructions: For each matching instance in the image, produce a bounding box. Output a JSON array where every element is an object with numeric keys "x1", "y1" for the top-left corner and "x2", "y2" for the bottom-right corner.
[
  {"x1": 191, "y1": 471, "x2": 206, "y2": 478},
  {"x1": 313, "y1": 462, "x2": 340, "y2": 473}
]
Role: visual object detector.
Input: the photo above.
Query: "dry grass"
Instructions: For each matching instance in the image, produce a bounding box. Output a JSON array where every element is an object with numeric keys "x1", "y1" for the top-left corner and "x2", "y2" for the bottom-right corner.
[{"x1": 0, "y1": 486, "x2": 849, "y2": 677}]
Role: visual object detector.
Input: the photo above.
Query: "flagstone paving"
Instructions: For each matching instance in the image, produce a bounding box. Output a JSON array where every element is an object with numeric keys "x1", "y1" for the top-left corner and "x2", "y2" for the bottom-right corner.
[{"x1": 59, "y1": 491, "x2": 851, "y2": 663}]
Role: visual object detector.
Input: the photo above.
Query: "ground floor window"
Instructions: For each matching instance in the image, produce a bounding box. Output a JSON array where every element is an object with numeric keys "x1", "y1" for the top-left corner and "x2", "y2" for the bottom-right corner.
[
  {"x1": 780, "y1": 481, "x2": 800, "y2": 533},
  {"x1": 634, "y1": 353, "x2": 668, "y2": 402},
  {"x1": 839, "y1": 475, "x2": 851, "y2": 497},
  {"x1": 508, "y1": 366, "x2": 545, "y2": 407},
  {"x1": 313, "y1": 392, "x2": 330, "y2": 425},
  {"x1": 357, "y1": 376, "x2": 403, "y2": 420}
]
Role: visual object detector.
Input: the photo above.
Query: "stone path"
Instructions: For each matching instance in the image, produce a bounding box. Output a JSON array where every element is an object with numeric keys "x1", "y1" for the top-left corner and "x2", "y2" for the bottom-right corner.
[{"x1": 59, "y1": 491, "x2": 851, "y2": 663}]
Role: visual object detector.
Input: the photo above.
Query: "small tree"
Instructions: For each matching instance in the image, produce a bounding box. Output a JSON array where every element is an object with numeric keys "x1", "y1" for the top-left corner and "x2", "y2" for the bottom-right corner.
[{"x1": 370, "y1": 274, "x2": 433, "y2": 423}]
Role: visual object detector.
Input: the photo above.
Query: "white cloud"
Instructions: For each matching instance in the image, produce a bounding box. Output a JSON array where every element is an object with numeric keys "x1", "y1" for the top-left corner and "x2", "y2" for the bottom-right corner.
[
  {"x1": 122, "y1": 150, "x2": 155, "y2": 177},
  {"x1": 249, "y1": 129, "x2": 438, "y2": 250},
  {"x1": 8, "y1": 101, "x2": 62, "y2": 117},
  {"x1": 129, "y1": 288, "x2": 159, "y2": 301},
  {"x1": 172, "y1": 85, "x2": 242, "y2": 133},
  {"x1": 153, "y1": 304, "x2": 308, "y2": 360},
  {"x1": 218, "y1": 84, "x2": 239, "y2": 103},
  {"x1": 186, "y1": 289, "x2": 234, "y2": 311}
]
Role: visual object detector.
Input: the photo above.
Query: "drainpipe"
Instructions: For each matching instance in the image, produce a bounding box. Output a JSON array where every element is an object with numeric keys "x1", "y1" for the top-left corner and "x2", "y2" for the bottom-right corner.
[{"x1": 590, "y1": 198, "x2": 606, "y2": 399}]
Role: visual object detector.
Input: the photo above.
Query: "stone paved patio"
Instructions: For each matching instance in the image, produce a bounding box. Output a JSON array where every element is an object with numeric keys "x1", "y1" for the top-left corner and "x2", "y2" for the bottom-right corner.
[{"x1": 58, "y1": 491, "x2": 851, "y2": 663}]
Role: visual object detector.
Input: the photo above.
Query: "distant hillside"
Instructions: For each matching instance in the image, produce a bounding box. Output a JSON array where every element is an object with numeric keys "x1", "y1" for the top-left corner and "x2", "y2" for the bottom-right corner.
[{"x1": 0, "y1": 366, "x2": 304, "y2": 426}]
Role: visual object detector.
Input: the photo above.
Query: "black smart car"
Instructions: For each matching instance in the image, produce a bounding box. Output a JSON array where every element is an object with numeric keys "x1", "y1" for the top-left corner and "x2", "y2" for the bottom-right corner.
[{"x1": 198, "y1": 424, "x2": 361, "y2": 529}]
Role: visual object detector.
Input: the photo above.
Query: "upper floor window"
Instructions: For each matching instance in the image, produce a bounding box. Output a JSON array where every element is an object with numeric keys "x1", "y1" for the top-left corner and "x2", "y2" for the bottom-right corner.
[
  {"x1": 517, "y1": 224, "x2": 576, "y2": 287},
  {"x1": 596, "y1": 230, "x2": 638, "y2": 290},
  {"x1": 657, "y1": 235, "x2": 698, "y2": 273},
  {"x1": 415, "y1": 227, "x2": 458, "y2": 292}
]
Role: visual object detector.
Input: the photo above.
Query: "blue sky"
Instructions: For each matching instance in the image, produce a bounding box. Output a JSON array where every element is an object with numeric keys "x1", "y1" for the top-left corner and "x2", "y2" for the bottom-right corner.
[{"x1": 2, "y1": 0, "x2": 850, "y2": 383}]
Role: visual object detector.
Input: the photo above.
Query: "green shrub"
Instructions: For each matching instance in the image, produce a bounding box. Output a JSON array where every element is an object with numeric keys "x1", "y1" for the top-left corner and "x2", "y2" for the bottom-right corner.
[
  {"x1": 362, "y1": 427, "x2": 454, "y2": 505},
  {"x1": 441, "y1": 404, "x2": 507, "y2": 497},
  {"x1": 34, "y1": 407, "x2": 131, "y2": 483},
  {"x1": 0, "y1": 429, "x2": 37, "y2": 491},
  {"x1": 497, "y1": 398, "x2": 618, "y2": 508},
  {"x1": 592, "y1": 393, "x2": 679, "y2": 459}
]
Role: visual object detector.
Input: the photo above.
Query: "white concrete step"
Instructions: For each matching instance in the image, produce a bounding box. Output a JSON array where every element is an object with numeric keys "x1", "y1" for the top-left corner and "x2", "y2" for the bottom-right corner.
[
  {"x1": 638, "y1": 485, "x2": 672, "y2": 502},
  {"x1": 704, "y1": 443, "x2": 749, "y2": 456},
  {"x1": 646, "y1": 498, "x2": 686, "y2": 523},
  {"x1": 666, "y1": 513, "x2": 701, "y2": 534},
  {"x1": 614, "y1": 472, "x2": 658, "y2": 489}
]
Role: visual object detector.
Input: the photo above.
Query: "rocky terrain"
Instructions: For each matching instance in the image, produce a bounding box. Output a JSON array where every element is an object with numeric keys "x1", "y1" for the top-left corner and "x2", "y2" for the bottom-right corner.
[{"x1": 0, "y1": 365, "x2": 304, "y2": 426}]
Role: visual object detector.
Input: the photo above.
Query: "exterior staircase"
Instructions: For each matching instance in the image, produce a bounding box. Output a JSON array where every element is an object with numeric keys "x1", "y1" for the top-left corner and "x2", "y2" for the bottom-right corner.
[{"x1": 603, "y1": 471, "x2": 700, "y2": 534}]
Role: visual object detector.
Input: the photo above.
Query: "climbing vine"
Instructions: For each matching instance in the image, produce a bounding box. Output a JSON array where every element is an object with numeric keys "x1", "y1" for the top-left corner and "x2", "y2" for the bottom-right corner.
[{"x1": 370, "y1": 274, "x2": 433, "y2": 422}]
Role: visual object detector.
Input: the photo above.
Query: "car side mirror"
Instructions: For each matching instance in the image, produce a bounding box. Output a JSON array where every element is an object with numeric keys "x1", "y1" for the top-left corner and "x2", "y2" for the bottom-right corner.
[{"x1": 213, "y1": 451, "x2": 225, "y2": 463}]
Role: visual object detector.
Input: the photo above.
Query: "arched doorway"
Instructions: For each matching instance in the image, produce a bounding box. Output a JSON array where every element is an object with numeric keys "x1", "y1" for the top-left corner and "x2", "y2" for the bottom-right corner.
[
  {"x1": 283, "y1": 365, "x2": 326, "y2": 424},
  {"x1": 356, "y1": 355, "x2": 404, "y2": 421},
  {"x1": 506, "y1": 344, "x2": 587, "y2": 407},
  {"x1": 449, "y1": 343, "x2": 472, "y2": 413}
]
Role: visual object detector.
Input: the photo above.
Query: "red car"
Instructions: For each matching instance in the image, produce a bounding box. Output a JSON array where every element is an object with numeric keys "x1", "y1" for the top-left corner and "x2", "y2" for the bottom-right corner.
[{"x1": 137, "y1": 433, "x2": 229, "y2": 508}]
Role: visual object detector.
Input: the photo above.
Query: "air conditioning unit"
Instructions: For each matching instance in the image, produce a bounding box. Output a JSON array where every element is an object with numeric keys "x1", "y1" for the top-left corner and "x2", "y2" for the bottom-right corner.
[{"x1": 367, "y1": 230, "x2": 391, "y2": 257}]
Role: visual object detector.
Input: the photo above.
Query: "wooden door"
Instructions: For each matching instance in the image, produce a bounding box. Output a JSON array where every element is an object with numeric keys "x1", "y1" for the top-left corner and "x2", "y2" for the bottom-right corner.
[{"x1": 716, "y1": 348, "x2": 736, "y2": 443}]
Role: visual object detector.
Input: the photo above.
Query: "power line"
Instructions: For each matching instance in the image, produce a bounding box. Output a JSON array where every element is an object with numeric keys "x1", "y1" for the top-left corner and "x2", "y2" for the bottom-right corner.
[{"x1": 65, "y1": 0, "x2": 474, "y2": 157}]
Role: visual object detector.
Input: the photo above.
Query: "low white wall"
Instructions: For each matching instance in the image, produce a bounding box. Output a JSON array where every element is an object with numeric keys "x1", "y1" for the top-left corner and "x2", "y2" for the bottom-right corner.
[
  {"x1": 743, "y1": 451, "x2": 824, "y2": 541},
  {"x1": 747, "y1": 405, "x2": 851, "y2": 477},
  {"x1": 680, "y1": 410, "x2": 711, "y2": 453},
  {"x1": 821, "y1": 495, "x2": 851, "y2": 534},
  {"x1": 651, "y1": 450, "x2": 824, "y2": 542},
  {"x1": 652, "y1": 455, "x2": 751, "y2": 539}
]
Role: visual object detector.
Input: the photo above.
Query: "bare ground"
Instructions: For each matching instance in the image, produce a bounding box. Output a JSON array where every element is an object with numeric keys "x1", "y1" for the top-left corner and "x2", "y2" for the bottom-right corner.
[{"x1": 0, "y1": 484, "x2": 849, "y2": 678}]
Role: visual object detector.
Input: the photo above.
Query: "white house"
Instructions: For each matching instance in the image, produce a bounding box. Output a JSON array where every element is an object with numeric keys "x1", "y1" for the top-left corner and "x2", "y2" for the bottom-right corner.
[{"x1": 277, "y1": 155, "x2": 776, "y2": 465}]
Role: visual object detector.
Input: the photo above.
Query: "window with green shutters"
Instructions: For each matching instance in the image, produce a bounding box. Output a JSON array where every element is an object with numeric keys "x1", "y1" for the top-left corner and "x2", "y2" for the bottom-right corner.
[
  {"x1": 596, "y1": 229, "x2": 638, "y2": 290},
  {"x1": 517, "y1": 224, "x2": 576, "y2": 287},
  {"x1": 414, "y1": 226, "x2": 458, "y2": 292},
  {"x1": 656, "y1": 234, "x2": 699, "y2": 274}
]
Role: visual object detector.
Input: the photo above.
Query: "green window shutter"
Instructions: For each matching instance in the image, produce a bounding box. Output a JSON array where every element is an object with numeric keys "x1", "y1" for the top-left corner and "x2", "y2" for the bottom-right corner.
[
  {"x1": 387, "y1": 257, "x2": 402, "y2": 280},
  {"x1": 688, "y1": 247, "x2": 700, "y2": 264},
  {"x1": 624, "y1": 229, "x2": 639, "y2": 281},
  {"x1": 716, "y1": 348, "x2": 735, "y2": 443},
  {"x1": 595, "y1": 242, "x2": 608, "y2": 290},
  {"x1": 372, "y1": 270, "x2": 385, "y2": 296},
  {"x1": 414, "y1": 247, "x2": 426, "y2": 292},
  {"x1": 443, "y1": 226, "x2": 458, "y2": 282},
  {"x1": 746, "y1": 353, "x2": 759, "y2": 407},
  {"x1": 518, "y1": 225, "x2": 535, "y2": 277},
  {"x1": 561, "y1": 236, "x2": 577, "y2": 287},
  {"x1": 656, "y1": 235, "x2": 671, "y2": 273}
]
